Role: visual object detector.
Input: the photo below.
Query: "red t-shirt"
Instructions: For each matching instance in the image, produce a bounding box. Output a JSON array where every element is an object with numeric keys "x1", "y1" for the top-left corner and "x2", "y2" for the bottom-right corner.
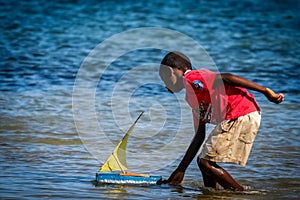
[{"x1": 183, "y1": 69, "x2": 260, "y2": 125}]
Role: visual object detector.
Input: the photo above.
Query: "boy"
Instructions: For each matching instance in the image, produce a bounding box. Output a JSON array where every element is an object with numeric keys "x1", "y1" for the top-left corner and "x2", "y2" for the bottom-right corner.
[{"x1": 159, "y1": 51, "x2": 284, "y2": 191}]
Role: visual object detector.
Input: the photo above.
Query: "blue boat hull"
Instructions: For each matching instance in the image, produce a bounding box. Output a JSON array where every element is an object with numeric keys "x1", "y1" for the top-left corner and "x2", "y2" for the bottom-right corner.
[{"x1": 95, "y1": 173, "x2": 162, "y2": 185}]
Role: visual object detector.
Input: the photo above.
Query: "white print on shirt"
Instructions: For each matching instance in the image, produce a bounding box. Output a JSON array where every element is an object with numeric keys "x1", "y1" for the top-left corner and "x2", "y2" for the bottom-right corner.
[
  {"x1": 192, "y1": 80, "x2": 204, "y2": 90},
  {"x1": 193, "y1": 100, "x2": 212, "y2": 123}
]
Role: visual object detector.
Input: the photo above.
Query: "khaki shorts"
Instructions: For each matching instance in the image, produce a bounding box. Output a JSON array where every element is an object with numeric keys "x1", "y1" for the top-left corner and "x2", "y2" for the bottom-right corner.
[{"x1": 199, "y1": 111, "x2": 261, "y2": 166}]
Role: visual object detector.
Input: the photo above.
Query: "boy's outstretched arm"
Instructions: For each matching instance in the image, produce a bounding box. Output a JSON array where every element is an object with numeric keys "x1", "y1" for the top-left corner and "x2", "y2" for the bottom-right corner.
[
  {"x1": 166, "y1": 123, "x2": 206, "y2": 185},
  {"x1": 215, "y1": 73, "x2": 284, "y2": 104}
]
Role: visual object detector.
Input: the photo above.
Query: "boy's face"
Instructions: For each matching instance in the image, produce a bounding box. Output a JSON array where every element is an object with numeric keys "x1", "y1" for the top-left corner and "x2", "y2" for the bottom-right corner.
[{"x1": 160, "y1": 66, "x2": 184, "y2": 93}]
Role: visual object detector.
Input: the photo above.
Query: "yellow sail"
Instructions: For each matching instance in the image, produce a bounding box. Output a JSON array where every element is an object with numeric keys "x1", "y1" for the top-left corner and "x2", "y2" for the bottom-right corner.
[{"x1": 99, "y1": 112, "x2": 144, "y2": 172}]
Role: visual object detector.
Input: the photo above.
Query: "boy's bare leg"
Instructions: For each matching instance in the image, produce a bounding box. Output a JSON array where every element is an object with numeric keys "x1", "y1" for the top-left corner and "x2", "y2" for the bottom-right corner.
[
  {"x1": 200, "y1": 170, "x2": 220, "y2": 189},
  {"x1": 198, "y1": 157, "x2": 220, "y2": 189},
  {"x1": 198, "y1": 157, "x2": 244, "y2": 191}
]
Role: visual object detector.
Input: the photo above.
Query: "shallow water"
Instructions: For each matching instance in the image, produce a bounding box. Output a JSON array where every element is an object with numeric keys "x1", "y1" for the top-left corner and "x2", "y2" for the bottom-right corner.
[{"x1": 1, "y1": 0, "x2": 300, "y2": 199}]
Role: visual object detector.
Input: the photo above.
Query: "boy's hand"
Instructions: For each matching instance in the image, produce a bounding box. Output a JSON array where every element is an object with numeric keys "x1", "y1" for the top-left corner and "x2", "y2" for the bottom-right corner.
[
  {"x1": 264, "y1": 88, "x2": 284, "y2": 104},
  {"x1": 164, "y1": 170, "x2": 185, "y2": 185}
]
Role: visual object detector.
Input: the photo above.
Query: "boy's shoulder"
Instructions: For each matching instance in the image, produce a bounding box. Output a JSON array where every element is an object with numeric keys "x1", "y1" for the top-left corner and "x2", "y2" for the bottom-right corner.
[
  {"x1": 186, "y1": 69, "x2": 216, "y2": 76},
  {"x1": 185, "y1": 69, "x2": 217, "y2": 86},
  {"x1": 184, "y1": 69, "x2": 217, "y2": 89}
]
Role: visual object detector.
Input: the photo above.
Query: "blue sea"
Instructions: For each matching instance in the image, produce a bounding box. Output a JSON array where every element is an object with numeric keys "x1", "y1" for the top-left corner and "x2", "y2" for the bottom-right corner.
[{"x1": 1, "y1": 0, "x2": 299, "y2": 199}]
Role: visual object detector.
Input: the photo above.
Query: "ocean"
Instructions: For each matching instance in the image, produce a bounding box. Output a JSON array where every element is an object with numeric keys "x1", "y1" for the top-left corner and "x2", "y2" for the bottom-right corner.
[{"x1": 0, "y1": 0, "x2": 299, "y2": 199}]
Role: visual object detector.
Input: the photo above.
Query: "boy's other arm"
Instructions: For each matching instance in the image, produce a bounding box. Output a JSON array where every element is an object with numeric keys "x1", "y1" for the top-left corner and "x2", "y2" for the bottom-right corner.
[
  {"x1": 215, "y1": 73, "x2": 284, "y2": 104},
  {"x1": 166, "y1": 123, "x2": 206, "y2": 185}
]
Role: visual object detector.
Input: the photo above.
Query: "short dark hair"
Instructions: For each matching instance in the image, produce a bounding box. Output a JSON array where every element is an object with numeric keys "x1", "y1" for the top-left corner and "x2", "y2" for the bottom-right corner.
[{"x1": 160, "y1": 51, "x2": 192, "y2": 70}]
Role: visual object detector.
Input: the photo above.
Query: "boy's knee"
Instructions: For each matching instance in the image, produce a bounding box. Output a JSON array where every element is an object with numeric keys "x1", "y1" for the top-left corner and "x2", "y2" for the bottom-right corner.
[{"x1": 197, "y1": 157, "x2": 208, "y2": 170}]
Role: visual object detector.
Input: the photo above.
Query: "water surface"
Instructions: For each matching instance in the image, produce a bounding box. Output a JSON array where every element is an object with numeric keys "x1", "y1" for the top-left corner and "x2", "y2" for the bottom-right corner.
[{"x1": 0, "y1": 0, "x2": 299, "y2": 199}]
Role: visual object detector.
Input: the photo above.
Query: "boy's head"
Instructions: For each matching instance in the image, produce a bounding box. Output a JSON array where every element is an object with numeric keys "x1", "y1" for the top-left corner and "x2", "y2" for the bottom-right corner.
[{"x1": 159, "y1": 51, "x2": 191, "y2": 93}]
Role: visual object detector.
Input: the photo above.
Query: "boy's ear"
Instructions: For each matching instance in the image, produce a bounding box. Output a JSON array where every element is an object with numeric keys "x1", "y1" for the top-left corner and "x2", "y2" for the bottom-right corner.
[{"x1": 184, "y1": 66, "x2": 191, "y2": 70}]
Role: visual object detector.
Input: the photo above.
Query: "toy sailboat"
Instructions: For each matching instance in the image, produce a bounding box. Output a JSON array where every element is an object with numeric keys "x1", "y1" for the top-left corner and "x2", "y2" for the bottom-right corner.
[{"x1": 95, "y1": 112, "x2": 162, "y2": 185}]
